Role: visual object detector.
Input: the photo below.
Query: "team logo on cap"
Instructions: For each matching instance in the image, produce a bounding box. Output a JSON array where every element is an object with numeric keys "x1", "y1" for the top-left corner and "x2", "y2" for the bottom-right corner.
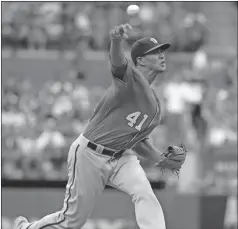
[{"x1": 150, "y1": 38, "x2": 158, "y2": 44}]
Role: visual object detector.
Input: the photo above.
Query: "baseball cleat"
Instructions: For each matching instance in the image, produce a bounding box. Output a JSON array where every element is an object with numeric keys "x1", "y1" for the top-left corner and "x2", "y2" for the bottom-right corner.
[{"x1": 13, "y1": 216, "x2": 29, "y2": 229}]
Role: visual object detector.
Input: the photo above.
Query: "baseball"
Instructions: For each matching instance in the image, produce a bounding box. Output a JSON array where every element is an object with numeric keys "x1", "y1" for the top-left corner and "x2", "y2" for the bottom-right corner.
[{"x1": 126, "y1": 5, "x2": 140, "y2": 15}]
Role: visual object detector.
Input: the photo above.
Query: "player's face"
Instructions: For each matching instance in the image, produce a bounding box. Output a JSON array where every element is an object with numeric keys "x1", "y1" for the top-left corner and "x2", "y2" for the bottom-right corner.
[{"x1": 143, "y1": 50, "x2": 166, "y2": 72}]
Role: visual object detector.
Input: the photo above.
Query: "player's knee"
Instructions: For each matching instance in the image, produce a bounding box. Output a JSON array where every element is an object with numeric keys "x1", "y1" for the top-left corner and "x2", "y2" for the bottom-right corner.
[
  {"x1": 131, "y1": 184, "x2": 157, "y2": 204},
  {"x1": 64, "y1": 216, "x2": 84, "y2": 229}
]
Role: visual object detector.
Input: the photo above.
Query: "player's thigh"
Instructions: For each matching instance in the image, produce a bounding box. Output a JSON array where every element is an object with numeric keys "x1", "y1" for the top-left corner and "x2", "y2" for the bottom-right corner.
[
  {"x1": 64, "y1": 144, "x2": 112, "y2": 216},
  {"x1": 108, "y1": 152, "x2": 154, "y2": 197},
  {"x1": 72, "y1": 146, "x2": 112, "y2": 193}
]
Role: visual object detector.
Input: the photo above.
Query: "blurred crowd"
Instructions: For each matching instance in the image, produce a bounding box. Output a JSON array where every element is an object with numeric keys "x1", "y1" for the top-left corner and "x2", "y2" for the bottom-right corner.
[
  {"x1": 2, "y1": 77, "x2": 100, "y2": 180},
  {"x1": 2, "y1": 2, "x2": 207, "y2": 52}
]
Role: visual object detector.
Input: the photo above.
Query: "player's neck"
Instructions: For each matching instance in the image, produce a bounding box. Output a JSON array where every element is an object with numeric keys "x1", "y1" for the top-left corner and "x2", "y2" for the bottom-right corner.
[{"x1": 136, "y1": 66, "x2": 157, "y2": 85}]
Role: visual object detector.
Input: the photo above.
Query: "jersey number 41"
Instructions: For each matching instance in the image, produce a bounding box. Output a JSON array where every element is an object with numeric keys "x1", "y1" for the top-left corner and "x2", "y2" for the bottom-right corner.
[{"x1": 126, "y1": 111, "x2": 148, "y2": 131}]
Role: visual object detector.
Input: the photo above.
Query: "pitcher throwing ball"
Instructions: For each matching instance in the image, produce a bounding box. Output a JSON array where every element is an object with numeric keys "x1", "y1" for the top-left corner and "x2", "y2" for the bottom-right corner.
[{"x1": 14, "y1": 24, "x2": 187, "y2": 229}]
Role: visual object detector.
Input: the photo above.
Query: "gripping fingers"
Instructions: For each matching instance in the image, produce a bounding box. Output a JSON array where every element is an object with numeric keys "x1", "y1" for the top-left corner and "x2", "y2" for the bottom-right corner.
[
  {"x1": 119, "y1": 24, "x2": 132, "y2": 33},
  {"x1": 124, "y1": 23, "x2": 133, "y2": 30},
  {"x1": 111, "y1": 24, "x2": 132, "y2": 39},
  {"x1": 121, "y1": 24, "x2": 132, "y2": 39},
  {"x1": 113, "y1": 26, "x2": 120, "y2": 35},
  {"x1": 118, "y1": 25, "x2": 129, "y2": 39},
  {"x1": 119, "y1": 25, "x2": 127, "y2": 33}
]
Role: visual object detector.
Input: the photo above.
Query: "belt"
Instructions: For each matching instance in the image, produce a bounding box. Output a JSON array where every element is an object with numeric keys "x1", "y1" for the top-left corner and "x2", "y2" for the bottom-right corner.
[{"x1": 87, "y1": 141, "x2": 124, "y2": 159}]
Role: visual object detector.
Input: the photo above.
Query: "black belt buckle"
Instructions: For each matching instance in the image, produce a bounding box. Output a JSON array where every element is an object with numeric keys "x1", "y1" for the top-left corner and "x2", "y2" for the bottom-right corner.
[
  {"x1": 111, "y1": 151, "x2": 117, "y2": 160},
  {"x1": 111, "y1": 150, "x2": 124, "y2": 161}
]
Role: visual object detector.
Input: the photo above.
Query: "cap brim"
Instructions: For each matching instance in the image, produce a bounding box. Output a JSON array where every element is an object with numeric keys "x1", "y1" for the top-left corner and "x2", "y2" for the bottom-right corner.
[{"x1": 144, "y1": 43, "x2": 171, "y2": 55}]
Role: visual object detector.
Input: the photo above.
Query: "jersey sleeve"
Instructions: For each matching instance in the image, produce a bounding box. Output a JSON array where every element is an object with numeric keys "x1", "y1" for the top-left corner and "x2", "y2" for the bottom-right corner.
[
  {"x1": 109, "y1": 58, "x2": 128, "y2": 82},
  {"x1": 110, "y1": 60, "x2": 137, "y2": 87}
]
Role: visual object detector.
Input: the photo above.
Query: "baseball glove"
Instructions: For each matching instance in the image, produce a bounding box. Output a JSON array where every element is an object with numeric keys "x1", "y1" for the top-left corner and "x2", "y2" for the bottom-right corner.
[{"x1": 156, "y1": 144, "x2": 187, "y2": 177}]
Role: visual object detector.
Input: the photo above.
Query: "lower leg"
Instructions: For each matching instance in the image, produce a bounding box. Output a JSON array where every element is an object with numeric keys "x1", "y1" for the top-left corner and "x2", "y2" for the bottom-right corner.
[
  {"x1": 108, "y1": 153, "x2": 166, "y2": 229},
  {"x1": 23, "y1": 211, "x2": 68, "y2": 229},
  {"x1": 133, "y1": 190, "x2": 166, "y2": 229}
]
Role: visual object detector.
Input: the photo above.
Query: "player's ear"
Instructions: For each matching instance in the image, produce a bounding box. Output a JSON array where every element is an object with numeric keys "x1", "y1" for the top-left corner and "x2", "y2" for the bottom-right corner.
[{"x1": 136, "y1": 57, "x2": 146, "y2": 66}]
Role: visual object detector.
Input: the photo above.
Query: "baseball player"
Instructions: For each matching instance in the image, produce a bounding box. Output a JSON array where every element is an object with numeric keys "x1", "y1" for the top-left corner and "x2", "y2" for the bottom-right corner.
[{"x1": 14, "y1": 24, "x2": 187, "y2": 229}]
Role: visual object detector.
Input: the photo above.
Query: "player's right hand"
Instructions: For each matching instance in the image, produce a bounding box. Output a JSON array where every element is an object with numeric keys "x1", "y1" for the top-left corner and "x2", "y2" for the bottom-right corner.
[{"x1": 110, "y1": 24, "x2": 132, "y2": 40}]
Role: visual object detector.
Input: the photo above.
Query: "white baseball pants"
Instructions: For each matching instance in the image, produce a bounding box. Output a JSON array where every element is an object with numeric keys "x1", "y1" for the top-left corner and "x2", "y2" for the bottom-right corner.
[{"x1": 25, "y1": 134, "x2": 166, "y2": 229}]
